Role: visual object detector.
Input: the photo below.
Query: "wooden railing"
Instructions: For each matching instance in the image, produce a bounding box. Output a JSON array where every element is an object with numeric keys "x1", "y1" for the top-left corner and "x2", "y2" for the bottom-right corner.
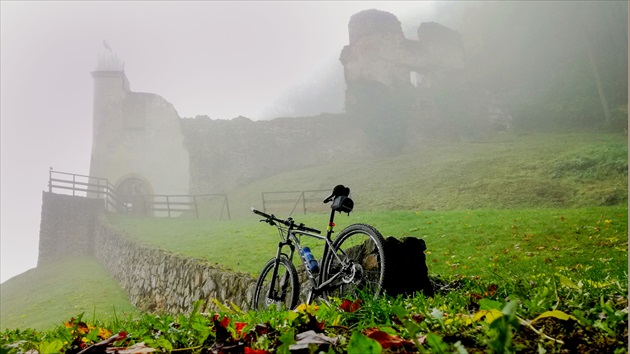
[
  {"x1": 47, "y1": 169, "x2": 230, "y2": 219},
  {"x1": 135, "y1": 193, "x2": 230, "y2": 220},
  {"x1": 261, "y1": 189, "x2": 329, "y2": 214},
  {"x1": 48, "y1": 170, "x2": 120, "y2": 212}
]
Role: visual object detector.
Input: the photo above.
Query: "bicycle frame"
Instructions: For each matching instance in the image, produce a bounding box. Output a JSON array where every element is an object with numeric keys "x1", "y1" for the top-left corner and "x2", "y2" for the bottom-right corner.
[{"x1": 265, "y1": 208, "x2": 350, "y2": 304}]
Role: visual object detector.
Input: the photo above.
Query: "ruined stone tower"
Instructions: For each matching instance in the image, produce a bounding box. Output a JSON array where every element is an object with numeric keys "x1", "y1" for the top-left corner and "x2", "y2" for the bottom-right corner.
[
  {"x1": 85, "y1": 11, "x2": 469, "y2": 201},
  {"x1": 339, "y1": 9, "x2": 466, "y2": 149},
  {"x1": 89, "y1": 46, "x2": 190, "y2": 211}
]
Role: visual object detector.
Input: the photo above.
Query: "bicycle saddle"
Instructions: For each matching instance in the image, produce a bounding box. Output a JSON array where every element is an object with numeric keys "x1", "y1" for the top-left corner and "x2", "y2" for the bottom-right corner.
[
  {"x1": 324, "y1": 185, "x2": 350, "y2": 203},
  {"x1": 324, "y1": 185, "x2": 354, "y2": 214}
]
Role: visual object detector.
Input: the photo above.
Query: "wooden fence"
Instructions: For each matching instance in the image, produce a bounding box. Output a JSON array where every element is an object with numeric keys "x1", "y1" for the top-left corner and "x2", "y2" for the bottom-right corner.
[
  {"x1": 134, "y1": 194, "x2": 230, "y2": 220},
  {"x1": 48, "y1": 170, "x2": 120, "y2": 212},
  {"x1": 47, "y1": 170, "x2": 229, "y2": 219},
  {"x1": 261, "y1": 189, "x2": 330, "y2": 215}
]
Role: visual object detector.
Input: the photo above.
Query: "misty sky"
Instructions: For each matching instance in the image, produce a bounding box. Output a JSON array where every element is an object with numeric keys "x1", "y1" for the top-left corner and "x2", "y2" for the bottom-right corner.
[{"x1": 0, "y1": 1, "x2": 437, "y2": 283}]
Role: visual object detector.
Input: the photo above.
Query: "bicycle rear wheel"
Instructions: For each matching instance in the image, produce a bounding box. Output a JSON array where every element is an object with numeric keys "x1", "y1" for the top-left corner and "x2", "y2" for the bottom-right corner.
[
  {"x1": 321, "y1": 223, "x2": 386, "y2": 300},
  {"x1": 252, "y1": 255, "x2": 300, "y2": 310}
]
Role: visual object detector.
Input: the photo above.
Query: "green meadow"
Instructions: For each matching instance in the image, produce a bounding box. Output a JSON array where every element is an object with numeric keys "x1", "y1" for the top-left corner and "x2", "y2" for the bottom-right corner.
[{"x1": 1, "y1": 133, "x2": 627, "y2": 352}]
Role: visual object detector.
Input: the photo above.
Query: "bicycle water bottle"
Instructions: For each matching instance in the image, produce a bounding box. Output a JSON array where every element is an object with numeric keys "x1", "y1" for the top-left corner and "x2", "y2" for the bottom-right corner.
[{"x1": 301, "y1": 247, "x2": 319, "y2": 273}]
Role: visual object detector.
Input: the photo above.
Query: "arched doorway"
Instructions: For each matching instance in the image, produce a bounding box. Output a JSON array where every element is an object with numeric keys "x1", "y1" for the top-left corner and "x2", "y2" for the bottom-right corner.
[{"x1": 116, "y1": 176, "x2": 153, "y2": 216}]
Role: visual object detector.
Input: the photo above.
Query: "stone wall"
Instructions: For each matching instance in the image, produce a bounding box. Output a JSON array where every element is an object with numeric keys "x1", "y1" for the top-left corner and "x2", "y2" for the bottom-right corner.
[
  {"x1": 37, "y1": 192, "x2": 104, "y2": 265},
  {"x1": 181, "y1": 114, "x2": 371, "y2": 194},
  {"x1": 38, "y1": 192, "x2": 257, "y2": 313},
  {"x1": 93, "y1": 219, "x2": 257, "y2": 313},
  {"x1": 39, "y1": 193, "x2": 435, "y2": 314}
]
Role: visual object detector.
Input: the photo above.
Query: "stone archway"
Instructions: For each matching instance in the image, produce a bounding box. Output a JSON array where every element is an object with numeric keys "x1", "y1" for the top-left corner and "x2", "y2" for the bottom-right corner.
[{"x1": 116, "y1": 176, "x2": 153, "y2": 216}]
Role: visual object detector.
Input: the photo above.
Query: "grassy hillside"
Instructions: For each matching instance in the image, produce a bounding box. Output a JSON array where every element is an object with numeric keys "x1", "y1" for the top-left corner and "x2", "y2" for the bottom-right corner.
[
  {"x1": 0, "y1": 257, "x2": 137, "y2": 331},
  {"x1": 4, "y1": 204, "x2": 627, "y2": 351},
  {"x1": 107, "y1": 206, "x2": 628, "y2": 281},
  {"x1": 223, "y1": 133, "x2": 627, "y2": 218},
  {"x1": 1, "y1": 132, "x2": 627, "y2": 334}
]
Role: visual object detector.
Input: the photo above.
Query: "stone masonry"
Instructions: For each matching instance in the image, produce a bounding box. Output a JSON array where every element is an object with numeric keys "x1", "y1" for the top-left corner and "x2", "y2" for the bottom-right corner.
[{"x1": 39, "y1": 192, "x2": 256, "y2": 313}]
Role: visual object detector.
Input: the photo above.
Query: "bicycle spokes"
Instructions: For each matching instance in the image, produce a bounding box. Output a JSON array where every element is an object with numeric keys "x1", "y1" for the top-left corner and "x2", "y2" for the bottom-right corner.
[
  {"x1": 254, "y1": 256, "x2": 299, "y2": 310},
  {"x1": 251, "y1": 193, "x2": 386, "y2": 310},
  {"x1": 322, "y1": 224, "x2": 386, "y2": 300}
]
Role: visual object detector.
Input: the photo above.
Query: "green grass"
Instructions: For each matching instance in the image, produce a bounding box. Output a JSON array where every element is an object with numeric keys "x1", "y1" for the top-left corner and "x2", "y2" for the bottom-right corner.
[
  {"x1": 3, "y1": 266, "x2": 628, "y2": 353},
  {"x1": 126, "y1": 200, "x2": 623, "y2": 353},
  {"x1": 222, "y1": 133, "x2": 627, "y2": 218},
  {"x1": 106, "y1": 206, "x2": 628, "y2": 283},
  {"x1": 1, "y1": 132, "x2": 627, "y2": 350},
  {"x1": 0, "y1": 257, "x2": 138, "y2": 331}
]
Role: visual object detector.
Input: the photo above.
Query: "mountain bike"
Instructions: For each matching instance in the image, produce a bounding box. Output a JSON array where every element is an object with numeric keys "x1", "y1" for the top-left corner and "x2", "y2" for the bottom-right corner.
[{"x1": 251, "y1": 185, "x2": 387, "y2": 310}]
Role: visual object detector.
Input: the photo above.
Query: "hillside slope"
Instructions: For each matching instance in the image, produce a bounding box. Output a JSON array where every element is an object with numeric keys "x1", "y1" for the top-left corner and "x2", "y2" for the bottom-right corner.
[
  {"x1": 1, "y1": 133, "x2": 626, "y2": 331},
  {"x1": 225, "y1": 133, "x2": 627, "y2": 217},
  {"x1": 0, "y1": 257, "x2": 137, "y2": 331}
]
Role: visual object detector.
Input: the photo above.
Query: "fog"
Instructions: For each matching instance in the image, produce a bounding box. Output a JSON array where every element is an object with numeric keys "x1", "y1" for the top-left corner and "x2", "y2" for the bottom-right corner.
[
  {"x1": 0, "y1": 1, "x2": 436, "y2": 283},
  {"x1": 2, "y1": 1, "x2": 627, "y2": 284}
]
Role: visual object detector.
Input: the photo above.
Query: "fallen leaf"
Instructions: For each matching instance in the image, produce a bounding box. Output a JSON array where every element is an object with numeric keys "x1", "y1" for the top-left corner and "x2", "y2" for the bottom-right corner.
[
  {"x1": 472, "y1": 309, "x2": 504, "y2": 324},
  {"x1": 235, "y1": 322, "x2": 248, "y2": 337},
  {"x1": 98, "y1": 327, "x2": 113, "y2": 340},
  {"x1": 486, "y1": 284, "x2": 498, "y2": 296},
  {"x1": 106, "y1": 342, "x2": 157, "y2": 353},
  {"x1": 77, "y1": 332, "x2": 128, "y2": 354},
  {"x1": 295, "y1": 303, "x2": 319, "y2": 316},
  {"x1": 445, "y1": 313, "x2": 474, "y2": 326},
  {"x1": 339, "y1": 299, "x2": 362, "y2": 313},
  {"x1": 531, "y1": 310, "x2": 578, "y2": 323},
  {"x1": 289, "y1": 330, "x2": 339, "y2": 351},
  {"x1": 364, "y1": 328, "x2": 414, "y2": 350},
  {"x1": 244, "y1": 347, "x2": 269, "y2": 354},
  {"x1": 558, "y1": 275, "x2": 579, "y2": 289}
]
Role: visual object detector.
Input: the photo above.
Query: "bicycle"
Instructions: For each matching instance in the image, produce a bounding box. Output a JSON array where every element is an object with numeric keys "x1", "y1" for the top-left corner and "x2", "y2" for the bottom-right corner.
[{"x1": 251, "y1": 185, "x2": 387, "y2": 310}]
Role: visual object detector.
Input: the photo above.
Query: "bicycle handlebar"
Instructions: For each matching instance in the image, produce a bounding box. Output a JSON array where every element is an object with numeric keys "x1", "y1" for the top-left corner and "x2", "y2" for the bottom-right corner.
[
  {"x1": 251, "y1": 207, "x2": 271, "y2": 219},
  {"x1": 298, "y1": 223, "x2": 322, "y2": 235},
  {"x1": 251, "y1": 207, "x2": 321, "y2": 234}
]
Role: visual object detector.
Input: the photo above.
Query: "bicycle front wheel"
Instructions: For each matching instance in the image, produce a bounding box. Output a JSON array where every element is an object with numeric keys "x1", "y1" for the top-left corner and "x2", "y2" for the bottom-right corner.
[
  {"x1": 252, "y1": 255, "x2": 299, "y2": 311},
  {"x1": 321, "y1": 223, "x2": 386, "y2": 300}
]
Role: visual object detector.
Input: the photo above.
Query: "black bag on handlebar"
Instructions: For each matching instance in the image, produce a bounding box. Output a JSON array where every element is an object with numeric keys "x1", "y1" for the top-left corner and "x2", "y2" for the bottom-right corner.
[{"x1": 331, "y1": 195, "x2": 354, "y2": 213}]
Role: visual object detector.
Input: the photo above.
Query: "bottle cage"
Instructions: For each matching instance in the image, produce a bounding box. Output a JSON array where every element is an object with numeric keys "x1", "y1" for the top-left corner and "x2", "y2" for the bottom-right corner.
[{"x1": 331, "y1": 195, "x2": 354, "y2": 214}]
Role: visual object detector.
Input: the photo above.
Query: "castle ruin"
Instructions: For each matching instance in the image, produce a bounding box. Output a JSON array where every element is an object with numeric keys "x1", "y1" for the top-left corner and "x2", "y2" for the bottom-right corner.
[{"x1": 88, "y1": 10, "x2": 466, "y2": 199}]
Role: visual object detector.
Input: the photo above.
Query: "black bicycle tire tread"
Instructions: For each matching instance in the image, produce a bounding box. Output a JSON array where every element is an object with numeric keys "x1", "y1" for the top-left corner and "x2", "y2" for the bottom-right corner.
[
  {"x1": 321, "y1": 223, "x2": 387, "y2": 299},
  {"x1": 252, "y1": 255, "x2": 300, "y2": 310}
]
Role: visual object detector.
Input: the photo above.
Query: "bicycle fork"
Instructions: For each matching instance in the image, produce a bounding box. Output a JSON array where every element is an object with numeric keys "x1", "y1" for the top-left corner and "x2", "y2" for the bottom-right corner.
[{"x1": 266, "y1": 240, "x2": 295, "y2": 303}]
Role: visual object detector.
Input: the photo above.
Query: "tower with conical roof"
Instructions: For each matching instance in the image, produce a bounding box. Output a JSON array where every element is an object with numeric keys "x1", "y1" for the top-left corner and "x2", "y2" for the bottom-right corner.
[{"x1": 89, "y1": 43, "x2": 190, "y2": 214}]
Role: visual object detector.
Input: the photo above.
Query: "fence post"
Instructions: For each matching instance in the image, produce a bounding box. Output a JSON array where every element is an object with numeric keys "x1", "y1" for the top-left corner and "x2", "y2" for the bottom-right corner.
[
  {"x1": 193, "y1": 196, "x2": 199, "y2": 219},
  {"x1": 302, "y1": 191, "x2": 306, "y2": 214},
  {"x1": 224, "y1": 195, "x2": 231, "y2": 220},
  {"x1": 72, "y1": 174, "x2": 76, "y2": 196},
  {"x1": 105, "y1": 180, "x2": 110, "y2": 212},
  {"x1": 262, "y1": 192, "x2": 266, "y2": 213},
  {"x1": 166, "y1": 196, "x2": 171, "y2": 218},
  {"x1": 48, "y1": 169, "x2": 52, "y2": 192}
]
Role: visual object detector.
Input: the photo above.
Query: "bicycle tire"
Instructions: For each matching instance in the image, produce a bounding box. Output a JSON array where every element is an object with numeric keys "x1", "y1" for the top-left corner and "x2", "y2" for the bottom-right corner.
[
  {"x1": 252, "y1": 255, "x2": 300, "y2": 310},
  {"x1": 321, "y1": 223, "x2": 386, "y2": 300}
]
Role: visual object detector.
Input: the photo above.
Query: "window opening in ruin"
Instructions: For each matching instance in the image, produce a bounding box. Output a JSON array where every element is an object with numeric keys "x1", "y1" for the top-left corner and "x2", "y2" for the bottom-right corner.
[{"x1": 410, "y1": 71, "x2": 421, "y2": 88}]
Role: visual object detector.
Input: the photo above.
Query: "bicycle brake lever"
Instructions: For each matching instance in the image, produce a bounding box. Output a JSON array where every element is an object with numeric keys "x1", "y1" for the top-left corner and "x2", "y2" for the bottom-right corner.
[{"x1": 260, "y1": 219, "x2": 276, "y2": 226}]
